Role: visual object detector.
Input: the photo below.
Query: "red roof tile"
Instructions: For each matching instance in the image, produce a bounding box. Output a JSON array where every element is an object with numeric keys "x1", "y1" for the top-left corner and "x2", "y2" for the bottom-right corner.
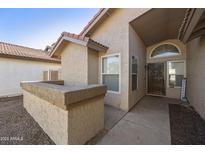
[
  {"x1": 50, "y1": 31, "x2": 108, "y2": 56},
  {"x1": 62, "y1": 32, "x2": 89, "y2": 42},
  {"x1": 80, "y1": 8, "x2": 105, "y2": 35},
  {"x1": 0, "y1": 42, "x2": 60, "y2": 63}
]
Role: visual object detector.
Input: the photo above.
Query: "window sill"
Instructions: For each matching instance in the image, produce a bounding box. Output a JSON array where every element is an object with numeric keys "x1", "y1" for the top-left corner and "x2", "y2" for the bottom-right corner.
[
  {"x1": 107, "y1": 90, "x2": 120, "y2": 94},
  {"x1": 168, "y1": 87, "x2": 182, "y2": 89}
]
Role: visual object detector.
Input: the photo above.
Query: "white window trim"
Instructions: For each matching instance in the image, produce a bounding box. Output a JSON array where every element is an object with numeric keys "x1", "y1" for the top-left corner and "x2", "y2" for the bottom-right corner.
[
  {"x1": 48, "y1": 69, "x2": 59, "y2": 80},
  {"x1": 149, "y1": 42, "x2": 182, "y2": 59},
  {"x1": 47, "y1": 69, "x2": 50, "y2": 80},
  {"x1": 101, "y1": 53, "x2": 121, "y2": 94},
  {"x1": 167, "y1": 60, "x2": 186, "y2": 89}
]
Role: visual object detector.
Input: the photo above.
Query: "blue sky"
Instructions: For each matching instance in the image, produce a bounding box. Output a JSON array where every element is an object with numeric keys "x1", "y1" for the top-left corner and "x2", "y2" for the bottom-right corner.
[{"x1": 0, "y1": 8, "x2": 99, "y2": 49}]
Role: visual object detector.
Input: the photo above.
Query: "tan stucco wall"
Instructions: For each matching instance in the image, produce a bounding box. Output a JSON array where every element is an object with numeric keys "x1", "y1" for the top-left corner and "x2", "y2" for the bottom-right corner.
[
  {"x1": 90, "y1": 8, "x2": 150, "y2": 111},
  {"x1": 23, "y1": 89, "x2": 104, "y2": 144},
  {"x1": 87, "y1": 48, "x2": 99, "y2": 84},
  {"x1": 67, "y1": 95, "x2": 104, "y2": 144},
  {"x1": 187, "y1": 36, "x2": 205, "y2": 120},
  {"x1": 0, "y1": 57, "x2": 61, "y2": 97},
  {"x1": 23, "y1": 90, "x2": 68, "y2": 144},
  {"x1": 61, "y1": 43, "x2": 88, "y2": 86},
  {"x1": 146, "y1": 39, "x2": 186, "y2": 99},
  {"x1": 61, "y1": 43, "x2": 100, "y2": 86},
  {"x1": 128, "y1": 25, "x2": 146, "y2": 109}
]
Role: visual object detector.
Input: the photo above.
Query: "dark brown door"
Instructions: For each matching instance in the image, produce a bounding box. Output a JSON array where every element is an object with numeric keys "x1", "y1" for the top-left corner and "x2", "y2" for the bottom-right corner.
[{"x1": 148, "y1": 63, "x2": 165, "y2": 96}]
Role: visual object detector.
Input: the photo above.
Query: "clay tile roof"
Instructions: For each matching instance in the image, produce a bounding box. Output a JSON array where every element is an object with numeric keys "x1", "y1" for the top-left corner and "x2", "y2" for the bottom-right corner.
[
  {"x1": 63, "y1": 31, "x2": 108, "y2": 48},
  {"x1": 50, "y1": 31, "x2": 108, "y2": 56},
  {"x1": 178, "y1": 8, "x2": 193, "y2": 40},
  {"x1": 0, "y1": 42, "x2": 60, "y2": 63},
  {"x1": 80, "y1": 8, "x2": 105, "y2": 35},
  {"x1": 61, "y1": 31, "x2": 89, "y2": 41}
]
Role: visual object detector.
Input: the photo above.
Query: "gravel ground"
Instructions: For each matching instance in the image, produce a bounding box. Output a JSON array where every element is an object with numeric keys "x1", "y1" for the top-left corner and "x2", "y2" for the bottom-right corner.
[
  {"x1": 169, "y1": 104, "x2": 205, "y2": 145},
  {"x1": 0, "y1": 96, "x2": 54, "y2": 145}
]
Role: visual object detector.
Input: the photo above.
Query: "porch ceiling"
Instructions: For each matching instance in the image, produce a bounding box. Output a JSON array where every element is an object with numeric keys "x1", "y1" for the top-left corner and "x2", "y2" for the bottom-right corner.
[{"x1": 130, "y1": 8, "x2": 187, "y2": 46}]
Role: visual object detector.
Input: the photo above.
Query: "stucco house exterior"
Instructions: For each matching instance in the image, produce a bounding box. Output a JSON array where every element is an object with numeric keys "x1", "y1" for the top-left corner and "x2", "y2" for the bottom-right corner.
[
  {"x1": 0, "y1": 42, "x2": 61, "y2": 97},
  {"x1": 18, "y1": 8, "x2": 205, "y2": 144},
  {"x1": 49, "y1": 8, "x2": 205, "y2": 118}
]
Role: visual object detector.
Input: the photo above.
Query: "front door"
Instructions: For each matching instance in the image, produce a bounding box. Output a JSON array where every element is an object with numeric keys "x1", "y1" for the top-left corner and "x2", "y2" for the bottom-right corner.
[{"x1": 147, "y1": 63, "x2": 165, "y2": 96}]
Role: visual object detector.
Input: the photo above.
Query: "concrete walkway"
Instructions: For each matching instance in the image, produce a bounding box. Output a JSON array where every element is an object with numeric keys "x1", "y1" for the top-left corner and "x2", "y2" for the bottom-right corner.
[{"x1": 97, "y1": 96, "x2": 173, "y2": 145}]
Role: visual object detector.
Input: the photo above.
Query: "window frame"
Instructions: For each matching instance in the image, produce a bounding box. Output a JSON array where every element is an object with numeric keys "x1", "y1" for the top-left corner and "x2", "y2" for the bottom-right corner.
[
  {"x1": 167, "y1": 60, "x2": 186, "y2": 89},
  {"x1": 43, "y1": 69, "x2": 59, "y2": 81},
  {"x1": 131, "y1": 56, "x2": 138, "y2": 91},
  {"x1": 101, "y1": 53, "x2": 121, "y2": 94},
  {"x1": 150, "y1": 43, "x2": 182, "y2": 59}
]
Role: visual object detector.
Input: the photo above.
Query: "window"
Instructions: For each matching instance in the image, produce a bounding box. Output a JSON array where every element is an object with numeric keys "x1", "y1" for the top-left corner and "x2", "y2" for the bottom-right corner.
[
  {"x1": 43, "y1": 71, "x2": 49, "y2": 81},
  {"x1": 151, "y1": 44, "x2": 180, "y2": 58},
  {"x1": 43, "y1": 70, "x2": 59, "y2": 81},
  {"x1": 132, "y1": 56, "x2": 138, "y2": 91},
  {"x1": 168, "y1": 61, "x2": 185, "y2": 88},
  {"x1": 50, "y1": 70, "x2": 58, "y2": 80},
  {"x1": 102, "y1": 54, "x2": 120, "y2": 92}
]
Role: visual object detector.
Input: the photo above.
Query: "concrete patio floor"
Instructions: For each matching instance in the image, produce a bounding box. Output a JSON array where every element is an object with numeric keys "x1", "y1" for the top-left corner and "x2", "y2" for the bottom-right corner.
[{"x1": 97, "y1": 96, "x2": 181, "y2": 145}]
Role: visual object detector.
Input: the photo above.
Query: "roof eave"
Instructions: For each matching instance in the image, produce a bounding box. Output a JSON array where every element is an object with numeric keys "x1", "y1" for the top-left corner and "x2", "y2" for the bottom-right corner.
[
  {"x1": 178, "y1": 8, "x2": 205, "y2": 43},
  {"x1": 0, "y1": 53, "x2": 61, "y2": 64},
  {"x1": 80, "y1": 8, "x2": 110, "y2": 36},
  {"x1": 87, "y1": 40, "x2": 108, "y2": 52},
  {"x1": 50, "y1": 36, "x2": 88, "y2": 57},
  {"x1": 50, "y1": 36, "x2": 108, "y2": 57}
]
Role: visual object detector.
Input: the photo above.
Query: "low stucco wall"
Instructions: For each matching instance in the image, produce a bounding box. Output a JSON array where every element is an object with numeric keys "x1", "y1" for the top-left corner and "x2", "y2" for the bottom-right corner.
[
  {"x1": 23, "y1": 90, "x2": 69, "y2": 144},
  {"x1": 67, "y1": 95, "x2": 104, "y2": 144},
  {"x1": 21, "y1": 82, "x2": 106, "y2": 144},
  {"x1": 187, "y1": 36, "x2": 205, "y2": 120}
]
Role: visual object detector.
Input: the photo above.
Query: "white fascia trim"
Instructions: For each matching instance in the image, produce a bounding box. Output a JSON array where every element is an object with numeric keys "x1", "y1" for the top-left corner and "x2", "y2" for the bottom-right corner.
[
  {"x1": 50, "y1": 36, "x2": 87, "y2": 57},
  {"x1": 63, "y1": 36, "x2": 87, "y2": 46},
  {"x1": 50, "y1": 37, "x2": 64, "y2": 57},
  {"x1": 87, "y1": 41, "x2": 108, "y2": 52}
]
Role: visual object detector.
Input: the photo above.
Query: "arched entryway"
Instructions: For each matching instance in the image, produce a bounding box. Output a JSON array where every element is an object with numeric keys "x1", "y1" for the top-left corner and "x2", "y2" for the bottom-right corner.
[{"x1": 146, "y1": 41, "x2": 186, "y2": 98}]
